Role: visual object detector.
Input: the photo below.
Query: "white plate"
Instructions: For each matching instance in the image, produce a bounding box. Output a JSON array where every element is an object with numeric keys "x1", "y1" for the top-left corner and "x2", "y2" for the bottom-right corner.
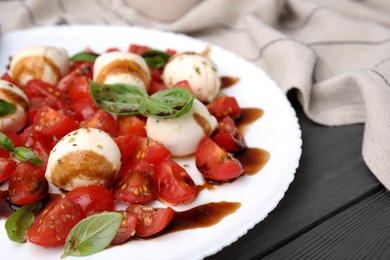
[{"x1": 0, "y1": 25, "x2": 302, "y2": 260}]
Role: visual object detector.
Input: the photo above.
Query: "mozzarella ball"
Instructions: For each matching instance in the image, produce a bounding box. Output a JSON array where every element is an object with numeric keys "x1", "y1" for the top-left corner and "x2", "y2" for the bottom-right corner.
[
  {"x1": 146, "y1": 99, "x2": 217, "y2": 157},
  {"x1": 0, "y1": 79, "x2": 29, "y2": 133},
  {"x1": 162, "y1": 52, "x2": 221, "y2": 103},
  {"x1": 10, "y1": 46, "x2": 69, "y2": 86},
  {"x1": 93, "y1": 51, "x2": 151, "y2": 92},
  {"x1": 45, "y1": 128, "x2": 121, "y2": 191}
]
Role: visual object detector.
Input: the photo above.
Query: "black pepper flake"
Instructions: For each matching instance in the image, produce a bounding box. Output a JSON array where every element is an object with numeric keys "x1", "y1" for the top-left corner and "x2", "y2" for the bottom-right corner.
[
  {"x1": 57, "y1": 159, "x2": 62, "y2": 164},
  {"x1": 72, "y1": 143, "x2": 78, "y2": 146}
]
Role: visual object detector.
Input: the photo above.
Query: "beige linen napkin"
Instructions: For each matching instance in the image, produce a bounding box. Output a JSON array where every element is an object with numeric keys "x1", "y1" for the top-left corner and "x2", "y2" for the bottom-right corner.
[{"x1": 0, "y1": 0, "x2": 389, "y2": 189}]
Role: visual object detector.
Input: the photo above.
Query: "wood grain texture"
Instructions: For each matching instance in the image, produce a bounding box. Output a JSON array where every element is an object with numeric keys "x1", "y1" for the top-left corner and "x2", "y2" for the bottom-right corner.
[
  {"x1": 207, "y1": 93, "x2": 381, "y2": 260},
  {"x1": 262, "y1": 189, "x2": 390, "y2": 260}
]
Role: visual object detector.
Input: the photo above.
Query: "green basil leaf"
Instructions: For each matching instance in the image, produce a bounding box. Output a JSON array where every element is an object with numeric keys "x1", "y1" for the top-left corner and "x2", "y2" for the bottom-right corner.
[
  {"x1": 14, "y1": 146, "x2": 43, "y2": 166},
  {"x1": 0, "y1": 99, "x2": 16, "y2": 117},
  {"x1": 90, "y1": 81, "x2": 148, "y2": 115},
  {"x1": 140, "y1": 87, "x2": 194, "y2": 118},
  {"x1": 0, "y1": 132, "x2": 14, "y2": 151},
  {"x1": 141, "y1": 49, "x2": 171, "y2": 68},
  {"x1": 70, "y1": 51, "x2": 98, "y2": 62},
  {"x1": 5, "y1": 201, "x2": 42, "y2": 242},
  {"x1": 62, "y1": 212, "x2": 122, "y2": 258}
]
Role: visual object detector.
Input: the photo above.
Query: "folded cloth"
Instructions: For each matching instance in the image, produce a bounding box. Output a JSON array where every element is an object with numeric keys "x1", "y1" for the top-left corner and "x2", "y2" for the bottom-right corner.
[{"x1": 0, "y1": 0, "x2": 389, "y2": 189}]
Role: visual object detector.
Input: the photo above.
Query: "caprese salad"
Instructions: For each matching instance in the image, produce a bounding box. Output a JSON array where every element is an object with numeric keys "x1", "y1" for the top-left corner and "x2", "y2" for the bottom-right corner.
[{"x1": 0, "y1": 43, "x2": 252, "y2": 257}]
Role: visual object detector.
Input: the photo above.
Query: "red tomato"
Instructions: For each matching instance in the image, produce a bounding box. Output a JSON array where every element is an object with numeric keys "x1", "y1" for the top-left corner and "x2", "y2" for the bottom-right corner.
[
  {"x1": 149, "y1": 67, "x2": 163, "y2": 82},
  {"x1": 0, "y1": 158, "x2": 16, "y2": 183},
  {"x1": 114, "y1": 135, "x2": 171, "y2": 168},
  {"x1": 111, "y1": 211, "x2": 137, "y2": 245},
  {"x1": 126, "y1": 204, "x2": 174, "y2": 237},
  {"x1": 148, "y1": 79, "x2": 168, "y2": 95},
  {"x1": 113, "y1": 160, "x2": 157, "y2": 205},
  {"x1": 26, "y1": 197, "x2": 82, "y2": 247},
  {"x1": 195, "y1": 137, "x2": 244, "y2": 182},
  {"x1": 80, "y1": 109, "x2": 117, "y2": 135},
  {"x1": 67, "y1": 76, "x2": 93, "y2": 103},
  {"x1": 207, "y1": 96, "x2": 241, "y2": 120},
  {"x1": 166, "y1": 48, "x2": 176, "y2": 56},
  {"x1": 155, "y1": 160, "x2": 197, "y2": 205},
  {"x1": 212, "y1": 116, "x2": 245, "y2": 152},
  {"x1": 128, "y1": 44, "x2": 150, "y2": 55},
  {"x1": 65, "y1": 185, "x2": 114, "y2": 218},
  {"x1": 33, "y1": 106, "x2": 79, "y2": 139},
  {"x1": 0, "y1": 72, "x2": 20, "y2": 88},
  {"x1": 116, "y1": 116, "x2": 146, "y2": 137},
  {"x1": 19, "y1": 125, "x2": 54, "y2": 149},
  {"x1": 30, "y1": 141, "x2": 51, "y2": 176},
  {"x1": 0, "y1": 132, "x2": 20, "y2": 157},
  {"x1": 57, "y1": 61, "x2": 93, "y2": 92},
  {"x1": 24, "y1": 79, "x2": 68, "y2": 110},
  {"x1": 172, "y1": 80, "x2": 194, "y2": 95},
  {"x1": 8, "y1": 162, "x2": 49, "y2": 205},
  {"x1": 70, "y1": 98, "x2": 99, "y2": 122}
]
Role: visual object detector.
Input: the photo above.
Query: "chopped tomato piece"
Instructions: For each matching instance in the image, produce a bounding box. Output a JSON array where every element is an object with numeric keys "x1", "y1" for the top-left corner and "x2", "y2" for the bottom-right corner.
[
  {"x1": 195, "y1": 137, "x2": 244, "y2": 182},
  {"x1": 149, "y1": 67, "x2": 163, "y2": 82},
  {"x1": 113, "y1": 160, "x2": 157, "y2": 205},
  {"x1": 128, "y1": 44, "x2": 150, "y2": 55},
  {"x1": 25, "y1": 80, "x2": 68, "y2": 110},
  {"x1": 70, "y1": 98, "x2": 99, "y2": 122},
  {"x1": 114, "y1": 135, "x2": 171, "y2": 168},
  {"x1": 111, "y1": 210, "x2": 137, "y2": 245},
  {"x1": 8, "y1": 162, "x2": 49, "y2": 205},
  {"x1": 67, "y1": 76, "x2": 93, "y2": 103},
  {"x1": 172, "y1": 80, "x2": 194, "y2": 95},
  {"x1": 33, "y1": 106, "x2": 79, "y2": 139},
  {"x1": 1, "y1": 72, "x2": 20, "y2": 88},
  {"x1": 126, "y1": 204, "x2": 174, "y2": 237},
  {"x1": 30, "y1": 140, "x2": 51, "y2": 176},
  {"x1": 80, "y1": 109, "x2": 117, "y2": 135},
  {"x1": 148, "y1": 79, "x2": 168, "y2": 95},
  {"x1": 212, "y1": 116, "x2": 245, "y2": 152},
  {"x1": 19, "y1": 125, "x2": 54, "y2": 149},
  {"x1": 26, "y1": 197, "x2": 82, "y2": 247},
  {"x1": 155, "y1": 160, "x2": 197, "y2": 205},
  {"x1": 0, "y1": 132, "x2": 20, "y2": 157},
  {"x1": 116, "y1": 116, "x2": 146, "y2": 137},
  {"x1": 65, "y1": 185, "x2": 114, "y2": 218},
  {"x1": 0, "y1": 158, "x2": 16, "y2": 183},
  {"x1": 207, "y1": 96, "x2": 241, "y2": 120},
  {"x1": 57, "y1": 61, "x2": 93, "y2": 92}
]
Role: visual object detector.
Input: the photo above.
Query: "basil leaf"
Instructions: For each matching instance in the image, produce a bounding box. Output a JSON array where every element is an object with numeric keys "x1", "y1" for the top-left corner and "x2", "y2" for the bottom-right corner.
[
  {"x1": 90, "y1": 81, "x2": 148, "y2": 115},
  {"x1": 70, "y1": 51, "x2": 98, "y2": 62},
  {"x1": 141, "y1": 49, "x2": 171, "y2": 68},
  {"x1": 0, "y1": 132, "x2": 14, "y2": 151},
  {"x1": 5, "y1": 201, "x2": 42, "y2": 242},
  {"x1": 0, "y1": 99, "x2": 16, "y2": 117},
  {"x1": 140, "y1": 87, "x2": 194, "y2": 118},
  {"x1": 14, "y1": 146, "x2": 43, "y2": 166},
  {"x1": 62, "y1": 212, "x2": 122, "y2": 258}
]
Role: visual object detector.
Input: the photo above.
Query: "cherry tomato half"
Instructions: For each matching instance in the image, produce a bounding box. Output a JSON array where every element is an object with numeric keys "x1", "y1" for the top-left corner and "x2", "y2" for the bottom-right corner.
[
  {"x1": 207, "y1": 95, "x2": 241, "y2": 120},
  {"x1": 195, "y1": 137, "x2": 244, "y2": 182}
]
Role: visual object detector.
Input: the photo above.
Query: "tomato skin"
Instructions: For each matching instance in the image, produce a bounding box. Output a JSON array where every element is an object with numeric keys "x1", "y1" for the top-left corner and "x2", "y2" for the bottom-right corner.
[
  {"x1": 126, "y1": 204, "x2": 174, "y2": 238},
  {"x1": 70, "y1": 98, "x2": 99, "y2": 122},
  {"x1": 148, "y1": 79, "x2": 168, "y2": 95},
  {"x1": 128, "y1": 44, "x2": 150, "y2": 55},
  {"x1": 114, "y1": 135, "x2": 171, "y2": 169},
  {"x1": 155, "y1": 160, "x2": 197, "y2": 205},
  {"x1": 18, "y1": 125, "x2": 54, "y2": 149},
  {"x1": 67, "y1": 76, "x2": 93, "y2": 103},
  {"x1": 26, "y1": 197, "x2": 82, "y2": 247},
  {"x1": 113, "y1": 160, "x2": 157, "y2": 205},
  {"x1": 207, "y1": 96, "x2": 241, "y2": 120},
  {"x1": 0, "y1": 158, "x2": 16, "y2": 183},
  {"x1": 111, "y1": 211, "x2": 137, "y2": 245},
  {"x1": 80, "y1": 109, "x2": 117, "y2": 135},
  {"x1": 1, "y1": 72, "x2": 20, "y2": 88},
  {"x1": 57, "y1": 61, "x2": 93, "y2": 92},
  {"x1": 24, "y1": 80, "x2": 68, "y2": 110},
  {"x1": 212, "y1": 116, "x2": 245, "y2": 152},
  {"x1": 33, "y1": 106, "x2": 79, "y2": 139},
  {"x1": 195, "y1": 137, "x2": 244, "y2": 182},
  {"x1": 116, "y1": 116, "x2": 146, "y2": 137},
  {"x1": 65, "y1": 185, "x2": 114, "y2": 218},
  {"x1": 30, "y1": 140, "x2": 51, "y2": 176},
  {"x1": 172, "y1": 80, "x2": 194, "y2": 95},
  {"x1": 8, "y1": 162, "x2": 49, "y2": 205}
]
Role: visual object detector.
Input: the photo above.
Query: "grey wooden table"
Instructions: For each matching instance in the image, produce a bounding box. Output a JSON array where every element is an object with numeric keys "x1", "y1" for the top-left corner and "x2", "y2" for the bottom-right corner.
[{"x1": 207, "y1": 91, "x2": 390, "y2": 260}]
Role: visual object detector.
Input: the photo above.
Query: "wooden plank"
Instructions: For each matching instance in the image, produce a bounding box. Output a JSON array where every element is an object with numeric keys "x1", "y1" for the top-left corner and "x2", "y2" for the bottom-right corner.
[
  {"x1": 207, "y1": 94, "x2": 381, "y2": 259},
  {"x1": 262, "y1": 189, "x2": 390, "y2": 260}
]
